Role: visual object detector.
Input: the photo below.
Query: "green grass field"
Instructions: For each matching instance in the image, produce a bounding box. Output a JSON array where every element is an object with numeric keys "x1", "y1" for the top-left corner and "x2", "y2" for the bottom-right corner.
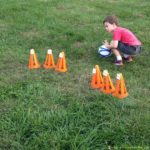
[{"x1": 0, "y1": 0, "x2": 150, "y2": 149}]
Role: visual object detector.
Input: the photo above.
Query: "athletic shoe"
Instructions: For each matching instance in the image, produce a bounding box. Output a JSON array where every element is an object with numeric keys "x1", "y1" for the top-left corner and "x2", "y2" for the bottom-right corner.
[
  {"x1": 114, "y1": 60, "x2": 123, "y2": 66},
  {"x1": 123, "y1": 56, "x2": 133, "y2": 62}
]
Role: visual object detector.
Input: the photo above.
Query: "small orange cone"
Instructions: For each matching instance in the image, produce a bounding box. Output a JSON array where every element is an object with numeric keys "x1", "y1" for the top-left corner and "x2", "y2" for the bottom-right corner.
[
  {"x1": 55, "y1": 51, "x2": 67, "y2": 72},
  {"x1": 28, "y1": 49, "x2": 40, "y2": 69},
  {"x1": 90, "y1": 65, "x2": 104, "y2": 89},
  {"x1": 113, "y1": 73, "x2": 128, "y2": 99},
  {"x1": 101, "y1": 70, "x2": 115, "y2": 94},
  {"x1": 43, "y1": 49, "x2": 55, "y2": 69}
]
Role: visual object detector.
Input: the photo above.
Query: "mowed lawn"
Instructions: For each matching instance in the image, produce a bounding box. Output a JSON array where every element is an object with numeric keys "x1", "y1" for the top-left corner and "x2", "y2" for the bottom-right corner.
[{"x1": 0, "y1": 0, "x2": 150, "y2": 149}]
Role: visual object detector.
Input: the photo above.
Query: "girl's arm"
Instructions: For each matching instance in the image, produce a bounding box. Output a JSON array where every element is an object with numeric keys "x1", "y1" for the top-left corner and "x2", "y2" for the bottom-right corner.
[{"x1": 104, "y1": 40, "x2": 118, "y2": 49}]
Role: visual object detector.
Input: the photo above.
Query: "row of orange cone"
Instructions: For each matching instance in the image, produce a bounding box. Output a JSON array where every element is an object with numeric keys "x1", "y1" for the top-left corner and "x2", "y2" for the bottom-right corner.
[
  {"x1": 28, "y1": 49, "x2": 67, "y2": 72},
  {"x1": 90, "y1": 65, "x2": 128, "y2": 99},
  {"x1": 28, "y1": 50, "x2": 128, "y2": 99}
]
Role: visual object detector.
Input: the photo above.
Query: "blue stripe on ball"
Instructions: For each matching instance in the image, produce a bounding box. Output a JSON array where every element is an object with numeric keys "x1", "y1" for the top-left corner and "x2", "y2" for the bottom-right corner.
[{"x1": 98, "y1": 49, "x2": 111, "y2": 57}]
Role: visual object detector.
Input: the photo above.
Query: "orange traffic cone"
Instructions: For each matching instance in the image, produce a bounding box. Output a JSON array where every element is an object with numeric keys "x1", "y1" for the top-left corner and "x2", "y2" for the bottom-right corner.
[
  {"x1": 113, "y1": 73, "x2": 128, "y2": 99},
  {"x1": 28, "y1": 49, "x2": 40, "y2": 69},
  {"x1": 101, "y1": 70, "x2": 115, "y2": 94},
  {"x1": 55, "y1": 51, "x2": 67, "y2": 72},
  {"x1": 90, "y1": 65, "x2": 104, "y2": 89},
  {"x1": 43, "y1": 49, "x2": 55, "y2": 69}
]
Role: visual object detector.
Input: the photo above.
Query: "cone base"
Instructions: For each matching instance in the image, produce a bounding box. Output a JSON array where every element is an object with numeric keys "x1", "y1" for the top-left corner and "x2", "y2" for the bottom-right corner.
[
  {"x1": 43, "y1": 64, "x2": 55, "y2": 69},
  {"x1": 55, "y1": 68, "x2": 67, "y2": 73},
  {"x1": 101, "y1": 88, "x2": 115, "y2": 94},
  {"x1": 113, "y1": 93, "x2": 128, "y2": 99},
  {"x1": 28, "y1": 65, "x2": 40, "y2": 69},
  {"x1": 91, "y1": 84, "x2": 103, "y2": 89}
]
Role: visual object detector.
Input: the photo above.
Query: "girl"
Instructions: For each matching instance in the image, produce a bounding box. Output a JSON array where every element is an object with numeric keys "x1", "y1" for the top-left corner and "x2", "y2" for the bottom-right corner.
[{"x1": 103, "y1": 15, "x2": 142, "y2": 66}]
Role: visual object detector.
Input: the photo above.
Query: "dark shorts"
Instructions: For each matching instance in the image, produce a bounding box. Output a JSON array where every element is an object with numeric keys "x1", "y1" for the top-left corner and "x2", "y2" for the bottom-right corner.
[{"x1": 117, "y1": 41, "x2": 142, "y2": 55}]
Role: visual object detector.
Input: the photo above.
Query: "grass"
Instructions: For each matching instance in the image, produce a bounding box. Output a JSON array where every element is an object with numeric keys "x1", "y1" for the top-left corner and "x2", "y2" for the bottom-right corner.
[{"x1": 0, "y1": 0, "x2": 150, "y2": 149}]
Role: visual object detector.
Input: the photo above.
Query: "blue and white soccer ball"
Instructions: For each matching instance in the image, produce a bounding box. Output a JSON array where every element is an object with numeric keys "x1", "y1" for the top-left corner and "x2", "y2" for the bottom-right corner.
[{"x1": 98, "y1": 45, "x2": 112, "y2": 57}]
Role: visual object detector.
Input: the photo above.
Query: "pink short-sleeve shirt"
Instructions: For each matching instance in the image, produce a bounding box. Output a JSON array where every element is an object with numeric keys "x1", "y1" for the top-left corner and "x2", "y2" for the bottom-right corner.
[{"x1": 113, "y1": 27, "x2": 141, "y2": 46}]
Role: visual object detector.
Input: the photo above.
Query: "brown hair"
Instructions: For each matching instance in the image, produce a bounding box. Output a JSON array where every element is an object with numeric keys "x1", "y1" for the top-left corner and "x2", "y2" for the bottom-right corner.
[{"x1": 103, "y1": 15, "x2": 119, "y2": 25}]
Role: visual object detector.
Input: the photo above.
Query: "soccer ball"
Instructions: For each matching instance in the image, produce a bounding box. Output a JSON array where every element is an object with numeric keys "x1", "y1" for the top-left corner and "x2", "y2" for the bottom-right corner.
[{"x1": 98, "y1": 45, "x2": 112, "y2": 57}]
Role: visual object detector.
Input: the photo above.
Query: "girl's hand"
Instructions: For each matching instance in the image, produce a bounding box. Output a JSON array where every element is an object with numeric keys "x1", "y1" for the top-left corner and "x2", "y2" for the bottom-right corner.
[{"x1": 103, "y1": 40, "x2": 110, "y2": 48}]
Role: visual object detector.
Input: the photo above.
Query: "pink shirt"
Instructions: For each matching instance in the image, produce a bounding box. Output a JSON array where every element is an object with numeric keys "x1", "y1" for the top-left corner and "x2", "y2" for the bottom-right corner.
[{"x1": 113, "y1": 27, "x2": 141, "y2": 46}]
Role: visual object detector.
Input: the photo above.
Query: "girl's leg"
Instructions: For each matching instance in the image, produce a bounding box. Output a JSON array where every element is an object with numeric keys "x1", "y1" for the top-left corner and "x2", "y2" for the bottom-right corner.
[
  {"x1": 111, "y1": 48, "x2": 123, "y2": 65},
  {"x1": 109, "y1": 41, "x2": 123, "y2": 62},
  {"x1": 111, "y1": 48, "x2": 122, "y2": 61}
]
